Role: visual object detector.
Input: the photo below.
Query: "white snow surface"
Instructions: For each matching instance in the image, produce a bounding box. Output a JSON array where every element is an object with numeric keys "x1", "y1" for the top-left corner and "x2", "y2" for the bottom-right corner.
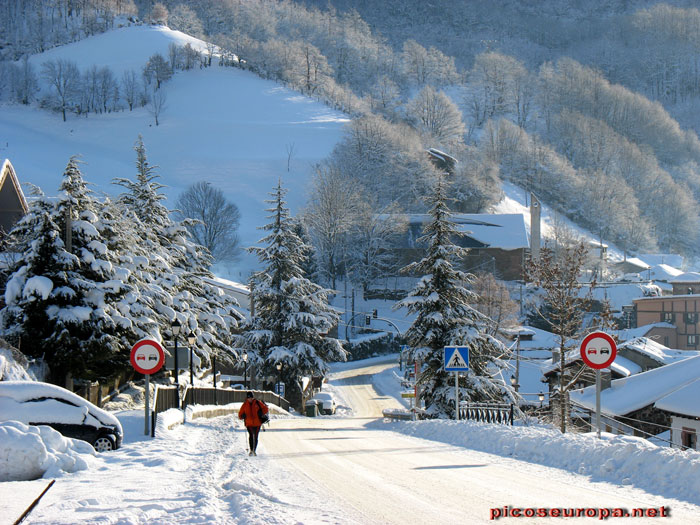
[
  {"x1": 2, "y1": 356, "x2": 700, "y2": 523},
  {"x1": 0, "y1": 421, "x2": 95, "y2": 482},
  {"x1": 1, "y1": 24, "x2": 349, "y2": 278}
]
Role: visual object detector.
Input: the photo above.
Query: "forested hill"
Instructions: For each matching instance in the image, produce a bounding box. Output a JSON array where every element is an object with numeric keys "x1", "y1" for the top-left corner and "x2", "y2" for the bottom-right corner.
[{"x1": 3, "y1": 0, "x2": 700, "y2": 260}]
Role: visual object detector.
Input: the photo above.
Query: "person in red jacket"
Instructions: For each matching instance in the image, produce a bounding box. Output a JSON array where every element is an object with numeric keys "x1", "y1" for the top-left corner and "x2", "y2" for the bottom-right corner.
[{"x1": 238, "y1": 391, "x2": 269, "y2": 456}]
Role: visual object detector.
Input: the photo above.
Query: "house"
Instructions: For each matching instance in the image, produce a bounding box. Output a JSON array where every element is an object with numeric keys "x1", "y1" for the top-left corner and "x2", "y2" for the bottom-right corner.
[
  {"x1": 571, "y1": 354, "x2": 700, "y2": 445},
  {"x1": 632, "y1": 278, "x2": 700, "y2": 349},
  {"x1": 541, "y1": 337, "x2": 698, "y2": 423},
  {"x1": 0, "y1": 159, "x2": 28, "y2": 237},
  {"x1": 654, "y1": 379, "x2": 700, "y2": 450},
  {"x1": 399, "y1": 213, "x2": 529, "y2": 280}
]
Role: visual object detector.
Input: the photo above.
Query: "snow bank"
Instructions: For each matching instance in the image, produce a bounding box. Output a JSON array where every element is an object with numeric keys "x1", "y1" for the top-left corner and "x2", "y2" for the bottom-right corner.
[
  {"x1": 370, "y1": 418, "x2": 700, "y2": 505},
  {"x1": 0, "y1": 421, "x2": 95, "y2": 481}
]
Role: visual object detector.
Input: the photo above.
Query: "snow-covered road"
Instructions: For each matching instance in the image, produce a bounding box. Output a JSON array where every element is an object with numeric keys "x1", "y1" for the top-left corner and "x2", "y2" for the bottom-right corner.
[{"x1": 5, "y1": 356, "x2": 700, "y2": 524}]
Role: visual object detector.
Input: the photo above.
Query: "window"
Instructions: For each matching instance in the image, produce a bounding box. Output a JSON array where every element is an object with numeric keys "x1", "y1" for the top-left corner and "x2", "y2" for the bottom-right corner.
[
  {"x1": 686, "y1": 312, "x2": 698, "y2": 325},
  {"x1": 688, "y1": 335, "x2": 698, "y2": 347},
  {"x1": 682, "y1": 427, "x2": 697, "y2": 450},
  {"x1": 664, "y1": 336, "x2": 670, "y2": 347},
  {"x1": 662, "y1": 312, "x2": 675, "y2": 323}
]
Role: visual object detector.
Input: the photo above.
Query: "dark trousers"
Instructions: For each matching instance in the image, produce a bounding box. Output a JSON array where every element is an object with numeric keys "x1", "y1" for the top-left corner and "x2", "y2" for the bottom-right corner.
[{"x1": 247, "y1": 426, "x2": 261, "y2": 452}]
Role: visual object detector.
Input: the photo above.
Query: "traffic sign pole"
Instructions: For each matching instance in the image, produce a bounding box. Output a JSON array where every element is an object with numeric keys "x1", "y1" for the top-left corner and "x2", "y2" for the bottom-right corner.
[
  {"x1": 455, "y1": 371, "x2": 459, "y2": 421},
  {"x1": 130, "y1": 339, "x2": 165, "y2": 437},
  {"x1": 145, "y1": 375, "x2": 150, "y2": 435},
  {"x1": 596, "y1": 369, "x2": 602, "y2": 439},
  {"x1": 579, "y1": 332, "x2": 617, "y2": 439}
]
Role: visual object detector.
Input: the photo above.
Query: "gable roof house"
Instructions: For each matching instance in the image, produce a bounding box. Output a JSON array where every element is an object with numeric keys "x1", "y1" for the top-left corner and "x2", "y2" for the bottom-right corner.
[
  {"x1": 399, "y1": 213, "x2": 530, "y2": 280},
  {"x1": 0, "y1": 159, "x2": 28, "y2": 237},
  {"x1": 570, "y1": 355, "x2": 700, "y2": 448}
]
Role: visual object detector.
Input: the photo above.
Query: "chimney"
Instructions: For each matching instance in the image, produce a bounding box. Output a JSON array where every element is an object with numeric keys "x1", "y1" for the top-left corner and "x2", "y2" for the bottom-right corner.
[{"x1": 530, "y1": 192, "x2": 541, "y2": 260}]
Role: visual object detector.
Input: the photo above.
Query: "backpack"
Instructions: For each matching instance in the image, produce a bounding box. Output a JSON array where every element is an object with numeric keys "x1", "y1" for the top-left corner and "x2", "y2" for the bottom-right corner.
[{"x1": 257, "y1": 400, "x2": 270, "y2": 425}]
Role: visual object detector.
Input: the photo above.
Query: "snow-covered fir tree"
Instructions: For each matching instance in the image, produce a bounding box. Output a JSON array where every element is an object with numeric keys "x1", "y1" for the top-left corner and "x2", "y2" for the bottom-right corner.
[
  {"x1": 114, "y1": 136, "x2": 241, "y2": 371},
  {"x1": 237, "y1": 180, "x2": 346, "y2": 409},
  {"x1": 395, "y1": 176, "x2": 514, "y2": 417},
  {"x1": 1, "y1": 158, "x2": 135, "y2": 382}
]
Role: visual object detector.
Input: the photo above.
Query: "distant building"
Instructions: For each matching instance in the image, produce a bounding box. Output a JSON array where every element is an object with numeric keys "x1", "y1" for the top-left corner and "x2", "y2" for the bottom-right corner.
[
  {"x1": 0, "y1": 159, "x2": 28, "y2": 237},
  {"x1": 398, "y1": 213, "x2": 530, "y2": 280},
  {"x1": 632, "y1": 273, "x2": 700, "y2": 350},
  {"x1": 426, "y1": 148, "x2": 457, "y2": 175}
]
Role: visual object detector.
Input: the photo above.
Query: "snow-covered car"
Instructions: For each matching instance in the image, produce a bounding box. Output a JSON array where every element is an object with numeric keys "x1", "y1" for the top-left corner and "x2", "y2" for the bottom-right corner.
[
  {"x1": 312, "y1": 392, "x2": 337, "y2": 415},
  {"x1": 0, "y1": 381, "x2": 123, "y2": 452}
]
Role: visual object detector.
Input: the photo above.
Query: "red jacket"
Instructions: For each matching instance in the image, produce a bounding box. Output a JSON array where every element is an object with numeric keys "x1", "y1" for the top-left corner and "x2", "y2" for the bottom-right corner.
[{"x1": 238, "y1": 398, "x2": 268, "y2": 427}]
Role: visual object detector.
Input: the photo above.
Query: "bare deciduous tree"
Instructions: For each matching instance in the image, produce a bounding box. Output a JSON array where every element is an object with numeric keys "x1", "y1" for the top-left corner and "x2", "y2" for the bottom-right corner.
[
  {"x1": 174, "y1": 182, "x2": 241, "y2": 262},
  {"x1": 525, "y1": 243, "x2": 594, "y2": 433},
  {"x1": 41, "y1": 58, "x2": 80, "y2": 121},
  {"x1": 147, "y1": 87, "x2": 166, "y2": 126}
]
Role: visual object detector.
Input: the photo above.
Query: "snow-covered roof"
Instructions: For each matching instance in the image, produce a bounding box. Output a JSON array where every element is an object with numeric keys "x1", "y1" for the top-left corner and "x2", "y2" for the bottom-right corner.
[
  {"x1": 570, "y1": 355, "x2": 700, "y2": 416},
  {"x1": 670, "y1": 272, "x2": 700, "y2": 283},
  {"x1": 638, "y1": 254, "x2": 684, "y2": 269},
  {"x1": 613, "y1": 257, "x2": 650, "y2": 271},
  {"x1": 654, "y1": 379, "x2": 700, "y2": 418},
  {"x1": 613, "y1": 323, "x2": 676, "y2": 342},
  {"x1": 649, "y1": 264, "x2": 683, "y2": 281},
  {"x1": 405, "y1": 213, "x2": 529, "y2": 250},
  {"x1": 616, "y1": 337, "x2": 697, "y2": 366},
  {"x1": 611, "y1": 355, "x2": 642, "y2": 377}
]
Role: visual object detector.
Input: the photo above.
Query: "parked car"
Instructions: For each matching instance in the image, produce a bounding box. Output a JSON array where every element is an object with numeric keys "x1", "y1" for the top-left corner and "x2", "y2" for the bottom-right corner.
[
  {"x1": 312, "y1": 392, "x2": 337, "y2": 415},
  {"x1": 0, "y1": 381, "x2": 123, "y2": 452}
]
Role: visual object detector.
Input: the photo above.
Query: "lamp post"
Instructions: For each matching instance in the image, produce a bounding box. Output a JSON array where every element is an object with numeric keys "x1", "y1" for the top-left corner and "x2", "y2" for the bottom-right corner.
[
  {"x1": 539, "y1": 392, "x2": 545, "y2": 408},
  {"x1": 276, "y1": 362, "x2": 282, "y2": 406},
  {"x1": 187, "y1": 332, "x2": 196, "y2": 386},
  {"x1": 243, "y1": 351, "x2": 248, "y2": 389},
  {"x1": 171, "y1": 318, "x2": 181, "y2": 409}
]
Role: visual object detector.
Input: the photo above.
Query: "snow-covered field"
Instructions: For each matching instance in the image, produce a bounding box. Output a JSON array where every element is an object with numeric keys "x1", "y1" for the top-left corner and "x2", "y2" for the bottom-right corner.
[
  {"x1": 3, "y1": 356, "x2": 700, "y2": 524},
  {"x1": 0, "y1": 24, "x2": 348, "y2": 278}
]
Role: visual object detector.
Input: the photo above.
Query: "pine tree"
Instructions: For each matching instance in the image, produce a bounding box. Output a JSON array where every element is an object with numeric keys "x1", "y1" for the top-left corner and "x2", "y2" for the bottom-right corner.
[
  {"x1": 395, "y1": 176, "x2": 512, "y2": 417},
  {"x1": 238, "y1": 180, "x2": 346, "y2": 409},
  {"x1": 114, "y1": 136, "x2": 240, "y2": 371},
  {"x1": 2, "y1": 158, "x2": 134, "y2": 382}
]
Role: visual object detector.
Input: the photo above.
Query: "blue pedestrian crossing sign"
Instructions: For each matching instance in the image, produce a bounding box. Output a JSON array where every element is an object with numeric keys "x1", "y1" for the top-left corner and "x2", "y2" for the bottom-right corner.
[{"x1": 444, "y1": 346, "x2": 469, "y2": 371}]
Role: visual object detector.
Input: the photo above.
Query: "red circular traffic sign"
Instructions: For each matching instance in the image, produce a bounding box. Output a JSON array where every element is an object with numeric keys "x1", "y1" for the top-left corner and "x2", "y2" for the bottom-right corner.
[
  {"x1": 130, "y1": 339, "x2": 165, "y2": 375},
  {"x1": 580, "y1": 331, "x2": 617, "y2": 369}
]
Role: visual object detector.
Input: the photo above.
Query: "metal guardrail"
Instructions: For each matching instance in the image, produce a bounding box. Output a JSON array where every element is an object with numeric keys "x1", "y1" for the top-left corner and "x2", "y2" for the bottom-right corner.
[{"x1": 460, "y1": 402, "x2": 514, "y2": 425}]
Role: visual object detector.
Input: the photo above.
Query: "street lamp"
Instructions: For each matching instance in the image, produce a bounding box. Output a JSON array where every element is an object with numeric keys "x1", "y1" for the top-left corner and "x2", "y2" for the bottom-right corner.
[
  {"x1": 242, "y1": 351, "x2": 248, "y2": 389},
  {"x1": 187, "y1": 332, "x2": 196, "y2": 386},
  {"x1": 171, "y1": 318, "x2": 182, "y2": 409},
  {"x1": 539, "y1": 392, "x2": 545, "y2": 408},
  {"x1": 276, "y1": 362, "x2": 282, "y2": 406},
  {"x1": 510, "y1": 374, "x2": 519, "y2": 392}
]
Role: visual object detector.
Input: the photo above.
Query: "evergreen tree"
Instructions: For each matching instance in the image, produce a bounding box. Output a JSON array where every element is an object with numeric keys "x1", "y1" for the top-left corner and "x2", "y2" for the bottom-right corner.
[
  {"x1": 1, "y1": 158, "x2": 133, "y2": 382},
  {"x1": 238, "y1": 180, "x2": 346, "y2": 410},
  {"x1": 395, "y1": 176, "x2": 512, "y2": 417},
  {"x1": 114, "y1": 136, "x2": 240, "y2": 371}
]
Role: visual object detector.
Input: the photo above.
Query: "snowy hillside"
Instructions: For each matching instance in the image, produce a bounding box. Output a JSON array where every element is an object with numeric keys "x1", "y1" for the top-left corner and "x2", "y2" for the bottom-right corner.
[{"x1": 0, "y1": 25, "x2": 349, "y2": 277}]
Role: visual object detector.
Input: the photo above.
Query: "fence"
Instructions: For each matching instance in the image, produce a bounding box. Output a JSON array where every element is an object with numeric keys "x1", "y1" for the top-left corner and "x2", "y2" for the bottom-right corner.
[
  {"x1": 152, "y1": 385, "x2": 290, "y2": 418},
  {"x1": 460, "y1": 402, "x2": 514, "y2": 425}
]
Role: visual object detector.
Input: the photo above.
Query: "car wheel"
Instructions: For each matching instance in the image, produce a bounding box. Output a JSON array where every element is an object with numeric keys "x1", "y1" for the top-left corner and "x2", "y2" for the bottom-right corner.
[{"x1": 93, "y1": 435, "x2": 115, "y2": 452}]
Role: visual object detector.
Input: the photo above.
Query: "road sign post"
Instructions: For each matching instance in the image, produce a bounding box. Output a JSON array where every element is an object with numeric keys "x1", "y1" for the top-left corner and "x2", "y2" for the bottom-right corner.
[
  {"x1": 130, "y1": 339, "x2": 165, "y2": 436},
  {"x1": 444, "y1": 347, "x2": 469, "y2": 421},
  {"x1": 580, "y1": 332, "x2": 617, "y2": 439}
]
